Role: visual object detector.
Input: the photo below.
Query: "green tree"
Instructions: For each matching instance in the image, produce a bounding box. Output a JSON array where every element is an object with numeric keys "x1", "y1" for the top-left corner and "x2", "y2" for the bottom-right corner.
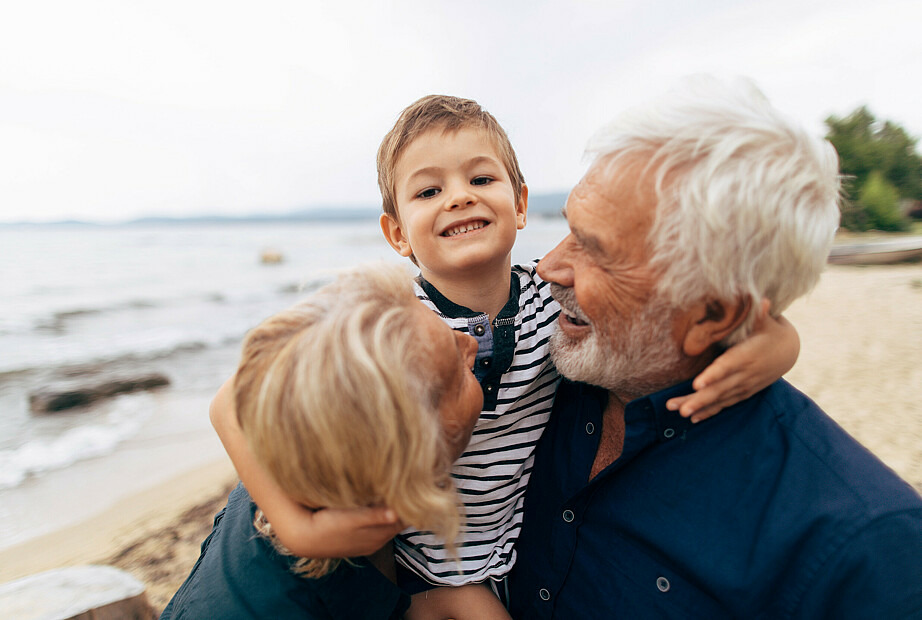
[
  {"x1": 858, "y1": 170, "x2": 907, "y2": 232},
  {"x1": 825, "y1": 107, "x2": 922, "y2": 230}
]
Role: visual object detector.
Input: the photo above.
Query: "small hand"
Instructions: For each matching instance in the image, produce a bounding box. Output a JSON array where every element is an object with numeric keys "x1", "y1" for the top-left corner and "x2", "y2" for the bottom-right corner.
[
  {"x1": 283, "y1": 505, "x2": 405, "y2": 558},
  {"x1": 667, "y1": 300, "x2": 799, "y2": 423}
]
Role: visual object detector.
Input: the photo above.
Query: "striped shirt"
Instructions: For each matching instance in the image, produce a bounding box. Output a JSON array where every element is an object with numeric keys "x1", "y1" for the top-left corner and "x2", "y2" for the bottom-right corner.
[{"x1": 395, "y1": 262, "x2": 561, "y2": 586}]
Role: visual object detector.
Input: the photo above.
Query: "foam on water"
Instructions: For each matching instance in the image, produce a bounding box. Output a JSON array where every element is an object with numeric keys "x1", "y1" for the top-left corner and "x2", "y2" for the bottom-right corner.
[{"x1": 0, "y1": 395, "x2": 152, "y2": 489}]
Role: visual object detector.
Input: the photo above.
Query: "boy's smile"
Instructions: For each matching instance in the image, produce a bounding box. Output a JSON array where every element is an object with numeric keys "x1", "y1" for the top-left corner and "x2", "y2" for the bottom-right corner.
[
  {"x1": 381, "y1": 126, "x2": 527, "y2": 288},
  {"x1": 441, "y1": 218, "x2": 487, "y2": 237}
]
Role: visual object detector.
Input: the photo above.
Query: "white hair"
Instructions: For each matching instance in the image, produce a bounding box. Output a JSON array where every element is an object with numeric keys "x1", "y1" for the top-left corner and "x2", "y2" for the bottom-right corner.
[{"x1": 587, "y1": 76, "x2": 841, "y2": 344}]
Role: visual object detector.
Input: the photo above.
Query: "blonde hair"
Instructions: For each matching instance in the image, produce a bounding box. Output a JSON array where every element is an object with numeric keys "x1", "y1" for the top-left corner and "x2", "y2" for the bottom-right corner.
[
  {"x1": 234, "y1": 264, "x2": 460, "y2": 577},
  {"x1": 377, "y1": 94, "x2": 526, "y2": 222}
]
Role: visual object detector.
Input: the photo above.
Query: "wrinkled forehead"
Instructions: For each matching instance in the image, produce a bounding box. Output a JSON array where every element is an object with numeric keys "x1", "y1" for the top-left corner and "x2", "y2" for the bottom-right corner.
[
  {"x1": 565, "y1": 156, "x2": 659, "y2": 259},
  {"x1": 572, "y1": 156, "x2": 658, "y2": 217}
]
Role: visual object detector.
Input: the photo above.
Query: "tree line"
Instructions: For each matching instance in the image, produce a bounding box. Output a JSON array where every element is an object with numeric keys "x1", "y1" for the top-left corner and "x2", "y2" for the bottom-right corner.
[{"x1": 825, "y1": 107, "x2": 922, "y2": 232}]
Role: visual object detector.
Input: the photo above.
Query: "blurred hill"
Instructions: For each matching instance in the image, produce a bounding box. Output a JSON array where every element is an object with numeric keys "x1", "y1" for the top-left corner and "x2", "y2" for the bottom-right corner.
[{"x1": 2, "y1": 192, "x2": 569, "y2": 227}]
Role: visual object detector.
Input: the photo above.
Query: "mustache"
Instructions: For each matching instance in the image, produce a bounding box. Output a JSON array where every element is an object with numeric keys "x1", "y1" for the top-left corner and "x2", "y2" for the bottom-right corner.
[{"x1": 550, "y1": 283, "x2": 590, "y2": 323}]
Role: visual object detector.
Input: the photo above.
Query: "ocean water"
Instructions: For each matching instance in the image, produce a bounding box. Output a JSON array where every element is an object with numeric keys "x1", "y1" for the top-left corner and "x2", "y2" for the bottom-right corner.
[{"x1": 0, "y1": 217, "x2": 568, "y2": 551}]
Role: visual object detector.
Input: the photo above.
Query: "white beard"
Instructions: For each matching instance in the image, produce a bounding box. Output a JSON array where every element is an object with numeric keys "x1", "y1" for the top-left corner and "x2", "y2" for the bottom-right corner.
[{"x1": 550, "y1": 285, "x2": 683, "y2": 399}]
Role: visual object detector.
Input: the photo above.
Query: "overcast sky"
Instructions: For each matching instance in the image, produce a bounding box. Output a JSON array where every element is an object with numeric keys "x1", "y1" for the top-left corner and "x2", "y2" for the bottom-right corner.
[{"x1": 2, "y1": 0, "x2": 920, "y2": 223}]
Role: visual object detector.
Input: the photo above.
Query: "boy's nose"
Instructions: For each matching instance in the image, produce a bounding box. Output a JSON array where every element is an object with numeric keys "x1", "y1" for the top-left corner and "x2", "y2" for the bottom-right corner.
[{"x1": 446, "y1": 183, "x2": 476, "y2": 210}]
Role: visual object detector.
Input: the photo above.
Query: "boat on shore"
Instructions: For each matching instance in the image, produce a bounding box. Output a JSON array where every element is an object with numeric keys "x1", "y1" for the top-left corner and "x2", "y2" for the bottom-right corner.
[{"x1": 828, "y1": 236, "x2": 922, "y2": 265}]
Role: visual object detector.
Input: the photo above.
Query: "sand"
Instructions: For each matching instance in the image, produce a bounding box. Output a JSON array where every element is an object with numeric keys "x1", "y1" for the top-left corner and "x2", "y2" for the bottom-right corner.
[
  {"x1": 1, "y1": 262, "x2": 920, "y2": 616},
  {"x1": 784, "y1": 263, "x2": 922, "y2": 491},
  {"x1": 0, "y1": 459, "x2": 239, "y2": 612}
]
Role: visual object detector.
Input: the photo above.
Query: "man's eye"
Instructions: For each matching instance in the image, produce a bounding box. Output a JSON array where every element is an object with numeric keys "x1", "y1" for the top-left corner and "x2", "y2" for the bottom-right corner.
[
  {"x1": 471, "y1": 176, "x2": 492, "y2": 186},
  {"x1": 417, "y1": 188, "x2": 440, "y2": 199}
]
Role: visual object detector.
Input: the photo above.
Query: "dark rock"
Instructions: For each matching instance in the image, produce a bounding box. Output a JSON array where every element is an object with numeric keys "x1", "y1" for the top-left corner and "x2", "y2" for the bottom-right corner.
[{"x1": 29, "y1": 373, "x2": 170, "y2": 414}]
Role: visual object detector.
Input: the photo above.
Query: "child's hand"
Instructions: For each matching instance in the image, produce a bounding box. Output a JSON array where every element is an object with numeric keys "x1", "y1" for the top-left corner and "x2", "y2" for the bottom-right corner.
[
  {"x1": 287, "y1": 505, "x2": 404, "y2": 558},
  {"x1": 667, "y1": 300, "x2": 800, "y2": 423}
]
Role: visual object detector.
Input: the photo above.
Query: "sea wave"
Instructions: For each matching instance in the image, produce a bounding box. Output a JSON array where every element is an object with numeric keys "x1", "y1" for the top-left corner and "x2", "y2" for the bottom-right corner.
[
  {"x1": 29, "y1": 293, "x2": 228, "y2": 334},
  {"x1": 0, "y1": 335, "x2": 236, "y2": 380},
  {"x1": 0, "y1": 394, "x2": 152, "y2": 489}
]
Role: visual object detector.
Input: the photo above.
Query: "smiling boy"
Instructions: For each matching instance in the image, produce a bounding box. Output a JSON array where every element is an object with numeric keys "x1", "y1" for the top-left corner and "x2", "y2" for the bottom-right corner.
[
  {"x1": 377, "y1": 98, "x2": 561, "y2": 616},
  {"x1": 380, "y1": 122, "x2": 528, "y2": 319}
]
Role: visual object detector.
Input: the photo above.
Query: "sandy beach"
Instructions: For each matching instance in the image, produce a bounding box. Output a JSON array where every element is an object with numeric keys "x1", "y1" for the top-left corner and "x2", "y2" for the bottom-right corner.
[{"x1": 1, "y1": 262, "x2": 920, "y2": 616}]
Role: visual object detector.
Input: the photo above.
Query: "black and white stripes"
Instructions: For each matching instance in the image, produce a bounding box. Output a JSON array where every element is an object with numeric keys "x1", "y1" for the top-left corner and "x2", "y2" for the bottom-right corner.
[{"x1": 396, "y1": 262, "x2": 561, "y2": 586}]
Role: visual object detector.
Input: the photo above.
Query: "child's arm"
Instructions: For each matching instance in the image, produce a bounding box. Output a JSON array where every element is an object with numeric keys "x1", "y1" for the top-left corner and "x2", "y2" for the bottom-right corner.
[
  {"x1": 210, "y1": 377, "x2": 404, "y2": 558},
  {"x1": 406, "y1": 584, "x2": 511, "y2": 620},
  {"x1": 667, "y1": 301, "x2": 800, "y2": 423}
]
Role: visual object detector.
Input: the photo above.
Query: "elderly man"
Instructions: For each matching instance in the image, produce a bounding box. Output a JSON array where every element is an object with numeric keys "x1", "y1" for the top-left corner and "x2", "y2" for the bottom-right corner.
[{"x1": 507, "y1": 79, "x2": 922, "y2": 618}]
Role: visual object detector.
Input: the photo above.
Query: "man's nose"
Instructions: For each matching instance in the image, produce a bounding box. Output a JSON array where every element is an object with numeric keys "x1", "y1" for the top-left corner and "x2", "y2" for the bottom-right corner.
[{"x1": 537, "y1": 237, "x2": 574, "y2": 286}]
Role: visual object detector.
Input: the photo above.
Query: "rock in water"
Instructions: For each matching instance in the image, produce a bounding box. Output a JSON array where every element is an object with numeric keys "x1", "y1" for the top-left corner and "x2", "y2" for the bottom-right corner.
[
  {"x1": 260, "y1": 249, "x2": 284, "y2": 264},
  {"x1": 29, "y1": 373, "x2": 170, "y2": 414}
]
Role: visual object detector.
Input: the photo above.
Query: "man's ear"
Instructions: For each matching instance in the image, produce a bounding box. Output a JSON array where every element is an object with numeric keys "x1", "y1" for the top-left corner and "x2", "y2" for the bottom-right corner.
[
  {"x1": 516, "y1": 184, "x2": 529, "y2": 230},
  {"x1": 379, "y1": 213, "x2": 413, "y2": 257},
  {"x1": 681, "y1": 297, "x2": 752, "y2": 357}
]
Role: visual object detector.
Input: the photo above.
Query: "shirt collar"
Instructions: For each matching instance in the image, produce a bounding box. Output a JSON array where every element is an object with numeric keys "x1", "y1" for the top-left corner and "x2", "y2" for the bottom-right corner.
[
  {"x1": 417, "y1": 272, "x2": 521, "y2": 321},
  {"x1": 624, "y1": 379, "x2": 697, "y2": 443}
]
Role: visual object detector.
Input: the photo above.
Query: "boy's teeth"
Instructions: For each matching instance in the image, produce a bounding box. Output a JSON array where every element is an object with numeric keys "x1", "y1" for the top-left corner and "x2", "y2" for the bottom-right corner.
[{"x1": 443, "y1": 221, "x2": 486, "y2": 237}]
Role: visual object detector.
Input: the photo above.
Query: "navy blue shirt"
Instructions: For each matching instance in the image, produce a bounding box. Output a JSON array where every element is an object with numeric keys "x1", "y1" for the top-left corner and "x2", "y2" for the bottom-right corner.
[
  {"x1": 161, "y1": 484, "x2": 409, "y2": 619},
  {"x1": 508, "y1": 379, "x2": 922, "y2": 618}
]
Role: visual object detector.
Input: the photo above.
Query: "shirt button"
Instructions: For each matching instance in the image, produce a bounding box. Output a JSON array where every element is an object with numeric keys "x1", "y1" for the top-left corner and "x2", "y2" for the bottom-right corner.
[
  {"x1": 473, "y1": 324, "x2": 486, "y2": 336},
  {"x1": 663, "y1": 428, "x2": 675, "y2": 439},
  {"x1": 480, "y1": 358, "x2": 492, "y2": 368},
  {"x1": 562, "y1": 509, "x2": 575, "y2": 523},
  {"x1": 485, "y1": 384, "x2": 495, "y2": 393},
  {"x1": 656, "y1": 576, "x2": 670, "y2": 592},
  {"x1": 585, "y1": 422, "x2": 595, "y2": 435},
  {"x1": 538, "y1": 588, "x2": 551, "y2": 601}
]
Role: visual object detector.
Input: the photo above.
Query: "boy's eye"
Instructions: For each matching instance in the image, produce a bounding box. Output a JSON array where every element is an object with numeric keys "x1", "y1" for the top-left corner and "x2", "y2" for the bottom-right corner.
[
  {"x1": 471, "y1": 176, "x2": 492, "y2": 186},
  {"x1": 417, "y1": 188, "x2": 440, "y2": 199}
]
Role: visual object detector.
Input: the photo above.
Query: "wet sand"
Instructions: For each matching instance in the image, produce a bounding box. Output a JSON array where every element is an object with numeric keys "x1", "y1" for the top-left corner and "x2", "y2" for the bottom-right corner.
[{"x1": 1, "y1": 262, "x2": 920, "y2": 615}]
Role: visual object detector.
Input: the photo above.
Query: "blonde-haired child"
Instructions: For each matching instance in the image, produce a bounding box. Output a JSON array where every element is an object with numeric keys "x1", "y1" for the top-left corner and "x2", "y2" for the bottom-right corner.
[{"x1": 164, "y1": 265, "x2": 487, "y2": 617}]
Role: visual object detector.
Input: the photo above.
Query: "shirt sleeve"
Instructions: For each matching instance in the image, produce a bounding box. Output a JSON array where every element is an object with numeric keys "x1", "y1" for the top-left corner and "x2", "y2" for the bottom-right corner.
[{"x1": 796, "y1": 509, "x2": 922, "y2": 619}]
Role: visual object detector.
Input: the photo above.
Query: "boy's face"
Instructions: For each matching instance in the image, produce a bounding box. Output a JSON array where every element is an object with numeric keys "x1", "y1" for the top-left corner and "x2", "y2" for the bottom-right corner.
[{"x1": 381, "y1": 127, "x2": 527, "y2": 281}]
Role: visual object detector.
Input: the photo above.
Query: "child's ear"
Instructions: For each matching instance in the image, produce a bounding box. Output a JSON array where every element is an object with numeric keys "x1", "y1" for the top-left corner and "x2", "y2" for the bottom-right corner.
[
  {"x1": 680, "y1": 297, "x2": 751, "y2": 357},
  {"x1": 379, "y1": 213, "x2": 413, "y2": 258},
  {"x1": 516, "y1": 185, "x2": 529, "y2": 230}
]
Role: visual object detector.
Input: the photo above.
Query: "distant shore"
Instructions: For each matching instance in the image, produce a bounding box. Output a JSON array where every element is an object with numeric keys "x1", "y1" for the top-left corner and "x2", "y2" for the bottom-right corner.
[
  {"x1": 1, "y1": 262, "x2": 920, "y2": 616},
  {"x1": 0, "y1": 191, "x2": 572, "y2": 228}
]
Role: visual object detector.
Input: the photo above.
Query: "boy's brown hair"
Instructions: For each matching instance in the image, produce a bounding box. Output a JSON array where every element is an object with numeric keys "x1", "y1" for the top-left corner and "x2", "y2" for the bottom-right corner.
[{"x1": 376, "y1": 94, "x2": 526, "y2": 221}]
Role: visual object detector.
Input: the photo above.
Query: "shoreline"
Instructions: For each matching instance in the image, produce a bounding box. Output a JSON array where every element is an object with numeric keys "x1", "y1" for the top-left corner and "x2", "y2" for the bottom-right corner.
[{"x1": 0, "y1": 458, "x2": 237, "y2": 592}]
